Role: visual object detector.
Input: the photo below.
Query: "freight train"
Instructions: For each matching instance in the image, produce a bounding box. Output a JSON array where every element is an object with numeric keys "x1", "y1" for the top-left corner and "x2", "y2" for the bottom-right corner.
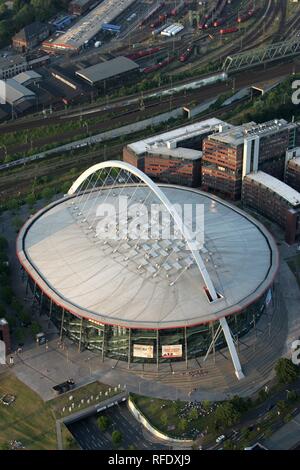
[
  {"x1": 199, "y1": 0, "x2": 228, "y2": 30},
  {"x1": 126, "y1": 47, "x2": 161, "y2": 61},
  {"x1": 236, "y1": 8, "x2": 260, "y2": 23},
  {"x1": 143, "y1": 55, "x2": 176, "y2": 74},
  {"x1": 179, "y1": 45, "x2": 194, "y2": 62}
]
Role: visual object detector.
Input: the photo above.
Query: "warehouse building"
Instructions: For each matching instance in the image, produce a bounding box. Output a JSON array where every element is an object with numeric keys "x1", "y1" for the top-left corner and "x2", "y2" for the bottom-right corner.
[
  {"x1": 12, "y1": 22, "x2": 50, "y2": 52},
  {"x1": 123, "y1": 118, "x2": 228, "y2": 187},
  {"x1": 75, "y1": 56, "x2": 140, "y2": 88},
  {"x1": 0, "y1": 54, "x2": 49, "y2": 80},
  {"x1": 202, "y1": 119, "x2": 297, "y2": 200},
  {"x1": 13, "y1": 70, "x2": 42, "y2": 87},
  {"x1": 0, "y1": 78, "x2": 36, "y2": 107},
  {"x1": 285, "y1": 147, "x2": 300, "y2": 193},
  {"x1": 69, "y1": 0, "x2": 99, "y2": 15},
  {"x1": 0, "y1": 56, "x2": 28, "y2": 80},
  {"x1": 242, "y1": 171, "x2": 300, "y2": 244},
  {"x1": 43, "y1": 0, "x2": 136, "y2": 52}
]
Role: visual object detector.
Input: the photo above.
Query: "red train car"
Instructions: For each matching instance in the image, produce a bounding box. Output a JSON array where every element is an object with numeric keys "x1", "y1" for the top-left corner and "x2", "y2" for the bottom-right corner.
[
  {"x1": 127, "y1": 47, "x2": 161, "y2": 61},
  {"x1": 143, "y1": 55, "x2": 176, "y2": 74},
  {"x1": 171, "y1": 0, "x2": 186, "y2": 17},
  {"x1": 220, "y1": 27, "x2": 238, "y2": 35},
  {"x1": 237, "y1": 8, "x2": 260, "y2": 23},
  {"x1": 213, "y1": 18, "x2": 225, "y2": 27},
  {"x1": 179, "y1": 45, "x2": 194, "y2": 62}
]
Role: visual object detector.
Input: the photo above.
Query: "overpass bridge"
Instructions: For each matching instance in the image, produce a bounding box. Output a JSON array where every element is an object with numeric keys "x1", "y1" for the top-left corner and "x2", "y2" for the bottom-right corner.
[{"x1": 223, "y1": 38, "x2": 300, "y2": 73}]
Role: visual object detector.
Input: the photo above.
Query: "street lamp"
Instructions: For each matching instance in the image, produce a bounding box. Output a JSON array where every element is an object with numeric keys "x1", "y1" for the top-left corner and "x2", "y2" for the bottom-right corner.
[{"x1": 83, "y1": 121, "x2": 89, "y2": 135}]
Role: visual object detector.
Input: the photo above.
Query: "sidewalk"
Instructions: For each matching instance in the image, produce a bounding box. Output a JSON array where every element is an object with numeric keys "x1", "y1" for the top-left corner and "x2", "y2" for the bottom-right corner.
[{"x1": 263, "y1": 412, "x2": 300, "y2": 450}]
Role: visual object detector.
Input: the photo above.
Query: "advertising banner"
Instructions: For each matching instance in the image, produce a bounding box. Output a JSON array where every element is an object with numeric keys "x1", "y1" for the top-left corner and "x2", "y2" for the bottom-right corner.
[
  {"x1": 162, "y1": 345, "x2": 182, "y2": 358},
  {"x1": 133, "y1": 344, "x2": 154, "y2": 359}
]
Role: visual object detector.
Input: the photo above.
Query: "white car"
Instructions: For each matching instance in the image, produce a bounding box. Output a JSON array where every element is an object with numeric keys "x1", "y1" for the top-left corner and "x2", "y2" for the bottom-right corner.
[{"x1": 216, "y1": 435, "x2": 226, "y2": 444}]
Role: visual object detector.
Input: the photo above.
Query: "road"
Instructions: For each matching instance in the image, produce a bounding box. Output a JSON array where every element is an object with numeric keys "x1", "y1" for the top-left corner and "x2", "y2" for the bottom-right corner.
[
  {"x1": 67, "y1": 402, "x2": 168, "y2": 450},
  {"x1": 208, "y1": 377, "x2": 300, "y2": 450}
]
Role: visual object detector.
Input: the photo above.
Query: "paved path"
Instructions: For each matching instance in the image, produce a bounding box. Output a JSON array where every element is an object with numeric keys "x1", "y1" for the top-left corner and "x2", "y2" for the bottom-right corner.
[{"x1": 263, "y1": 412, "x2": 300, "y2": 450}]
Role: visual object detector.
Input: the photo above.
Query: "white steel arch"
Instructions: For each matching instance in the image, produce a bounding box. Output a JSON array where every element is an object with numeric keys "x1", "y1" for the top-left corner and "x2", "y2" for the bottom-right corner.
[
  {"x1": 69, "y1": 160, "x2": 218, "y2": 301},
  {"x1": 69, "y1": 160, "x2": 244, "y2": 380}
]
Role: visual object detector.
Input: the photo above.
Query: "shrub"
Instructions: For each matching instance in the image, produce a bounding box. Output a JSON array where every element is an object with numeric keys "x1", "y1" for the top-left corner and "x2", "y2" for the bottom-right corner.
[{"x1": 275, "y1": 358, "x2": 299, "y2": 384}]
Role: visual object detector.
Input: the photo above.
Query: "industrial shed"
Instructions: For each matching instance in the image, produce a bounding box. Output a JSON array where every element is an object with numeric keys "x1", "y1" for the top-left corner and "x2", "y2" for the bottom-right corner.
[
  {"x1": 0, "y1": 78, "x2": 36, "y2": 106},
  {"x1": 75, "y1": 57, "x2": 140, "y2": 87}
]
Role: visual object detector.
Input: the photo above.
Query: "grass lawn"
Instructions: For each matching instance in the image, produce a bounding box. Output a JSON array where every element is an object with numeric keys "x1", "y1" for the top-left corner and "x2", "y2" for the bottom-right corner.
[
  {"x1": 131, "y1": 394, "x2": 218, "y2": 440},
  {"x1": 49, "y1": 381, "x2": 121, "y2": 420},
  {"x1": 0, "y1": 371, "x2": 57, "y2": 450},
  {"x1": 287, "y1": 254, "x2": 300, "y2": 289},
  {"x1": 0, "y1": 372, "x2": 122, "y2": 450}
]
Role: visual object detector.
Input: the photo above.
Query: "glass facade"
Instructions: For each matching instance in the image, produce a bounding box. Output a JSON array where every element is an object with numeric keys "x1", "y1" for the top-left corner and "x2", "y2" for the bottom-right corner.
[{"x1": 28, "y1": 275, "x2": 272, "y2": 364}]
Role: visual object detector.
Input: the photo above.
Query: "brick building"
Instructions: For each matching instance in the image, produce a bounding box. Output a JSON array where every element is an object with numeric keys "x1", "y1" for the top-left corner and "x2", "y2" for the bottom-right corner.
[
  {"x1": 285, "y1": 147, "x2": 300, "y2": 192},
  {"x1": 242, "y1": 171, "x2": 300, "y2": 244},
  {"x1": 12, "y1": 22, "x2": 50, "y2": 52},
  {"x1": 69, "y1": 0, "x2": 96, "y2": 15},
  {"x1": 124, "y1": 118, "x2": 229, "y2": 187},
  {"x1": 202, "y1": 119, "x2": 297, "y2": 200}
]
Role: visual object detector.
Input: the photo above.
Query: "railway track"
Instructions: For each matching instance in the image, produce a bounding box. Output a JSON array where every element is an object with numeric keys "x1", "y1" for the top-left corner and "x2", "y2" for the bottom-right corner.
[
  {"x1": 0, "y1": 2, "x2": 281, "y2": 138},
  {"x1": 171, "y1": 0, "x2": 278, "y2": 73},
  {"x1": 2, "y1": 56, "x2": 300, "y2": 201},
  {"x1": 281, "y1": 5, "x2": 300, "y2": 40},
  {"x1": 1, "y1": 55, "x2": 299, "y2": 162}
]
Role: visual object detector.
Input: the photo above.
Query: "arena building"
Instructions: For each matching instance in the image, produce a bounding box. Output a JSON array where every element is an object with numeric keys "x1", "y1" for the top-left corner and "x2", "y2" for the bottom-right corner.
[{"x1": 17, "y1": 161, "x2": 279, "y2": 379}]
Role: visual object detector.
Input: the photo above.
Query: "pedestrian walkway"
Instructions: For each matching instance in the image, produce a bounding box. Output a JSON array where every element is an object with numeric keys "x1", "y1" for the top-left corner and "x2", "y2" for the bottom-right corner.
[{"x1": 263, "y1": 412, "x2": 300, "y2": 450}]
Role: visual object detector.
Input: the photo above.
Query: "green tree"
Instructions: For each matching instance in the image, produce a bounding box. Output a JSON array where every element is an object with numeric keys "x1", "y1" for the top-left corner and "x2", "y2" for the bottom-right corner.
[
  {"x1": 275, "y1": 358, "x2": 299, "y2": 384},
  {"x1": 25, "y1": 193, "x2": 37, "y2": 207},
  {"x1": 160, "y1": 412, "x2": 168, "y2": 427},
  {"x1": 1, "y1": 286, "x2": 13, "y2": 304},
  {"x1": 223, "y1": 439, "x2": 235, "y2": 450},
  {"x1": 97, "y1": 415, "x2": 109, "y2": 432},
  {"x1": 174, "y1": 399, "x2": 182, "y2": 413},
  {"x1": 177, "y1": 418, "x2": 188, "y2": 433},
  {"x1": 42, "y1": 186, "x2": 56, "y2": 201},
  {"x1": 0, "y1": 235, "x2": 7, "y2": 251},
  {"x1": 188, "y1": 408, "x2": 198, "y2": 421},
  {"x1": 287, "y1": 390, "x2": 298, "y2": 402},
  {"x1": 31, "y1": 321, "x2": 41, "y2": 336},
  {"x1": 214, "y1": 402, "x2": 241, "y2": 428},
  {"x1": 202, "y1": 400, "x2": 211, "y2": 412},
  {"x1": 276, "y1": 400, "x2": 288, "y2": 415},
  {"x1": 111, "y1": 430, "x2": 122, "y2": 447},
  {"x1": 230, "y1": 395, "x2": 252, "y2": 413}
]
